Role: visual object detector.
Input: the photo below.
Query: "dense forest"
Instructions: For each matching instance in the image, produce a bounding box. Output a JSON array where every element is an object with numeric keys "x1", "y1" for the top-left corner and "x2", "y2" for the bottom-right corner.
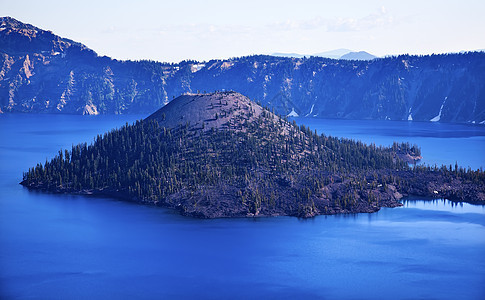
[{"x1": 21, "y1": 92, "x2": 485, "y2": 218}]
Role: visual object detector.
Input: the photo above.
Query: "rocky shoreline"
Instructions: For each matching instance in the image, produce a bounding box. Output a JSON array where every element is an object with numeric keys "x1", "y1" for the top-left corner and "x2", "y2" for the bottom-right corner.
[{"x1": 21, "y1": 168, "x2": 484, "y2": 219}]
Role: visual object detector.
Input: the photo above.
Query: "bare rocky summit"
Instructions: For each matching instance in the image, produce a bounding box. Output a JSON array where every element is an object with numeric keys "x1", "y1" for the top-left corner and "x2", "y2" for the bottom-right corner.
[{"x1": 147, "y1": 92, "x2": 268, "y2": 132}]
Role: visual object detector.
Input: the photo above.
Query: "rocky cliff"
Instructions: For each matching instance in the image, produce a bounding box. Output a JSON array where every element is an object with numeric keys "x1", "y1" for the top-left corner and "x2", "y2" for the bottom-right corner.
[{"x1": 1, "y1": 17, "x2": 484, "y2": 123}]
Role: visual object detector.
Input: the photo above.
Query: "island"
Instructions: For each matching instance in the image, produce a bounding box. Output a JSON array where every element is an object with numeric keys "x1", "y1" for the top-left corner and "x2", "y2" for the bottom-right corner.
[{"x1": 21, "y1": 92, "x2": 485, "y2": 218}]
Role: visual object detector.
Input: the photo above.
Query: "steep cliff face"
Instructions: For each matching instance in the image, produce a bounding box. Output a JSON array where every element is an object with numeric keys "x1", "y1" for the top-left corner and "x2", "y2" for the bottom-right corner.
[
  {"x1": 0, "y1": 17, "x2": 168, "y2": 115},
  {"x1": 183, "y1": 54, "x2": 485, "y2": 124},
  {"x1": 1, "y1": 17, "x2": 484, "y2": 123}
]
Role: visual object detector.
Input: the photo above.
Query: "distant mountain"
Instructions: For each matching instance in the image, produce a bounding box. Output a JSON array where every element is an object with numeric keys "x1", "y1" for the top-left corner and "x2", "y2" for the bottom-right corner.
[
  {"x1": 313, "y1": 48, "x2": 353, "y2": 59},
  {"x1": 340, "y1": 51, "x2": 377, "y2": 61},
  {"x1": 21, "y1": 91, "x2": 485, "y2": 218},
  {"x1": 1, "y1": 17, "x2": 485, "y2": 124},
  {"x1": 272, "y1": 49, "x2": 360, "y2": 60}
]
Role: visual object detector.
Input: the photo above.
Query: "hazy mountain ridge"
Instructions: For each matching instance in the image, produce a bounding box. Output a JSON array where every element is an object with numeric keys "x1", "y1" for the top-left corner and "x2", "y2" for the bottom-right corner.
[
  {"x1": 339, "y1": 51, "x2": 376, "y2": 60},
  {"x1": 1, "y1": 17, "x2": 484, "y2": 123},
  {"x1": 272, "y1": 49, "x2": 376, "y2": 60}
]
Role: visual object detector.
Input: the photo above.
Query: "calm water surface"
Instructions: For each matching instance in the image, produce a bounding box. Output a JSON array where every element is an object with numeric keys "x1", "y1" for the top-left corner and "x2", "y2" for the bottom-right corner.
[
  {"x1": 295, "y1": 118, "x2": 485, "y2": 170},
  {"x1": 1, "y1": 114, "x2": 484, "y2": 299}
]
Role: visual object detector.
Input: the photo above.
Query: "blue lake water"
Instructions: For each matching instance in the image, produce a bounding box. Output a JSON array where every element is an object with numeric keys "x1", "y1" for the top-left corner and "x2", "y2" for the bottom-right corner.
[
  {"x1": 294, "y1": 118, "x2": 485, "y2": 170},
  {"x1": 1, "y1": 114, "x2": 484, "y2": 299}
]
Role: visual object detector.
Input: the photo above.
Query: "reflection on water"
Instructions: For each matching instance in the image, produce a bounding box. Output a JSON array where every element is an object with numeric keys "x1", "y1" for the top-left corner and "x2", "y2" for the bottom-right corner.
[{"x1": 402, "y1": 198, "x2": 485, "y2": 214}]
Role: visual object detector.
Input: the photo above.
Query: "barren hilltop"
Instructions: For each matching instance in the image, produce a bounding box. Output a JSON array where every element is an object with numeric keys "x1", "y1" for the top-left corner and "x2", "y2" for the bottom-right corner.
[
  {"x1": 21, "y1": 92, "x2": 485, "y2": 218},
  {"x1": 147, "y1": 92, "x2": 270, "y2": 132}
]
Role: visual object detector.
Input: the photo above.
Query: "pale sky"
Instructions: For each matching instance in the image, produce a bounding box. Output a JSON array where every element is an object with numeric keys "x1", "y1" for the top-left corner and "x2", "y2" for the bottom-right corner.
[{"x1": 1, "y1": 0, "x2": 484, "y2": 62}]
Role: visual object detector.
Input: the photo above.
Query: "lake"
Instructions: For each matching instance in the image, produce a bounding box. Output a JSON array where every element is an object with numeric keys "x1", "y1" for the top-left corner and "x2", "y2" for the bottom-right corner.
[{"x1": 1, "y1": 114, "x2": 484, "y2": 299}]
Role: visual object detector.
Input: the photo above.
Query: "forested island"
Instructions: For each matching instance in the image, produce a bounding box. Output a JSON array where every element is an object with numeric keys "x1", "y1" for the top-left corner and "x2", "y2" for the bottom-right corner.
[{"x1": 21, "y1": 92, "x2": 485, "y2": 218}]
